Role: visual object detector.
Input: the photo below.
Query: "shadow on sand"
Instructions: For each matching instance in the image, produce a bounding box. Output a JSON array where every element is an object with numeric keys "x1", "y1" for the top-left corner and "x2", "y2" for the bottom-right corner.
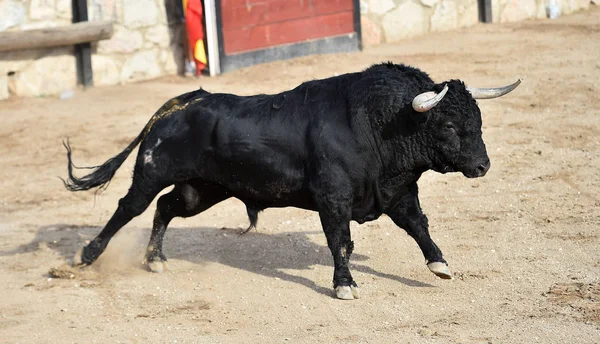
[{"x1": 1, "y1": 223, "x2": 434, "y2": 296}]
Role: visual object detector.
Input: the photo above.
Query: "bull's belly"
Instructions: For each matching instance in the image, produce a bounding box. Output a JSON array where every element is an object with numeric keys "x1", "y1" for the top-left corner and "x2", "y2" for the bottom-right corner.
[
  {"x1": 228, "y1": 180, "x2": 382, "y2": 222},
  {"x1": 234, "y1": 186, "x2": 317, "y2": 211},
  {"x1": 230, "y1": 179, "x2": 306, "y2": 203},
  {"x1": 351, "y1": 208, "x2": 383, "y2": 224},
  {"x1": 194, "y1": 156, "x2": 384, "y2": 221},
  {"x1": 195, "y1": 149, "x2": 307, "y2": 201}
]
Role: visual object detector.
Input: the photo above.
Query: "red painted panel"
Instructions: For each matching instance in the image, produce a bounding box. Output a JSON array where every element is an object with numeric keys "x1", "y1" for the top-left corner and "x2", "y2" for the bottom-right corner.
[
  {"x1": 221, "y1": 0, "x2": 248, "y2": 7},
  {"x1": 223, "y1": 11, "x2": 354, "y2": 54},
  {"x1": 311, "y1": 0, "x2": 353, "y2": 15},
  {"x1": 222, "y1": 3, "x2": 268, "y2": 30},
  {"x1": 222, "y1": 0, "x2": 313, "y2": 30},
  {"x1": 264, "y1": 0, "x2": 312, "y2": 24}
]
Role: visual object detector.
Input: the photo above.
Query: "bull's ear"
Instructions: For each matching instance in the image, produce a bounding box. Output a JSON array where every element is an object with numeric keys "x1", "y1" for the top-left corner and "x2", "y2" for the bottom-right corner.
[{"x1": 412, "y1": 84, "x2": 449, "y2": 112}]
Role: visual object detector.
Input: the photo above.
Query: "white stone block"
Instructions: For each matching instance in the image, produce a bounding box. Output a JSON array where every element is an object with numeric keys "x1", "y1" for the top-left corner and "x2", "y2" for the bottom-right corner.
[
  {"x1": 0, "y1": 0, "x2": 26, "y2": 32},
  {"x1": 146, "y1": 25, "x2": 170, "y2": 48},
  {"x1": 123, "y1": 0, "x2": 158, "y2": 28},
  {"x1": 431, "y1": 1, "x2": 458, "y2": 32},
  {"x1": 10, "y1": 51, "x2": 76, "y2": 97},
  {"x1": 457, "y1": 0, "x2": 479, "y2": 27},
  {"x1": 56, "y1": 0, "x2": 71, "y2": 19},
  {"x1": 157, "y1": 0, "x2": 168, "y2": 25},
  {"x1": 115, "y1": 0, "x2": 125, "y2": 22},
  {"x1": 369, "y1": 0, "x2": 396, "y2": 14},
  {"x1": 92, "y1": 55, "x2": 121, "y2": 86},
  {"x1": 86, "y1": 0, "x2": 118, "y2": 21},
  {"x1": 382, "y1": 2, "x2": 428, "y2": 42},
  {"x1": 121, "y1": 50, "x2": 161, "y2": 83},
  {"x1": 29, "y1": 0, "x2": 56, "y2": 20},
  {"x1": 422, "y1": 0, "x2": 441, "y2": 7},
  {"x1": 491, "y1": 0, "x2": 501, "y2": 22},
  {"x1": 0, "y1": 53, "x2": 35, "y2": 76},
  {"x1": 501, "y1": 0, "x2": 537, "y2": 22},
  {"x1": 97, "y1": 27, "x2": 143, "y2": 54},
  {"x1": 361, "y1": 15, "x2": 383, "y2": 46}
]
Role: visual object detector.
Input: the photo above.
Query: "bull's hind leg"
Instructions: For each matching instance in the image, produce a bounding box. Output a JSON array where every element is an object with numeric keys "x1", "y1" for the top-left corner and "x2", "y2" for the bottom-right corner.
[
  {"x1": 73, "y1": 178, "x2": 166, "y2": 267},
  {"x1": 146, "y1": 181, "x2": 229, "y2": 273},
  {"x1": 386, "y1": 182, "x2": 452, "y2": 279}
]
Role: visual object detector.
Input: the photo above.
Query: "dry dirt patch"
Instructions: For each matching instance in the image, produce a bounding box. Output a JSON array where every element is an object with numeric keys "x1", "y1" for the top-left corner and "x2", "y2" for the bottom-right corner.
[{"x1": 546, "y1": 282, "x2": 600, "y2": 325}]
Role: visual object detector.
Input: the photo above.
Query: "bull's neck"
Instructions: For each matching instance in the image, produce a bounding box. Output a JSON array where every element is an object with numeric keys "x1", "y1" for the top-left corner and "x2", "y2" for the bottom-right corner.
[{"x1": 381, "y1": 129, "x2": 435, "y2": 176}]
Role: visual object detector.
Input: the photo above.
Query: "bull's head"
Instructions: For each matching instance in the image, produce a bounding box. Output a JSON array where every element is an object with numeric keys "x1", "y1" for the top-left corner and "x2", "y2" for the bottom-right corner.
[{"x1": 412, "y1": 79, "x2": 520, "y2": 178}]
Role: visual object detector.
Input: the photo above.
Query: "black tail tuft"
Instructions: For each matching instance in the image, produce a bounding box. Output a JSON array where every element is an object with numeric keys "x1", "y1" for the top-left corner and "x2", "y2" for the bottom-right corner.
[
  {"x1": 240, "y1": 206, "x2": 261, "y2": 235},
  {"x1": 62, "y1": 135, "x2": 142, "y2": 192}
]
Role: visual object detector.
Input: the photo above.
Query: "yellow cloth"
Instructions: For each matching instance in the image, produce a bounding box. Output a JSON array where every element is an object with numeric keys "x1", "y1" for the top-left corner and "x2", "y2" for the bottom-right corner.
[
  {"x1": 195, "y1": 39, "x2": 207, "y2": 64},
  {"x1": 183, "y1": 0, "x2": 207, "y2": 66}
]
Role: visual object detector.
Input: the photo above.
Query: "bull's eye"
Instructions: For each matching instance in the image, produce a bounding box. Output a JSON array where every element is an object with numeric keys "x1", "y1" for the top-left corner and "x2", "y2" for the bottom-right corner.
[{"x1": 444, "y1": 122, "x2": 455, "y2": 132}]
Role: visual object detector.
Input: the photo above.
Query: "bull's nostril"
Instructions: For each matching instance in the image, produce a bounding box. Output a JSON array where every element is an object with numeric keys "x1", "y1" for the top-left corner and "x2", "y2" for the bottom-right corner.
[{"x1": 476, "y1": 160, "x2": 491, "y2": 176}]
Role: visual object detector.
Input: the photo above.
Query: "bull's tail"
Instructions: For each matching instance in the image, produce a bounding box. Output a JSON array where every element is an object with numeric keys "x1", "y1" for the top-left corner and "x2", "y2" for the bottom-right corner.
[
  {"x1": 62, "y1": 132, "x2": 144, "y2": 192},
  {"x1": 62, "y1": 88, "x2": 209, "y2": 192}
]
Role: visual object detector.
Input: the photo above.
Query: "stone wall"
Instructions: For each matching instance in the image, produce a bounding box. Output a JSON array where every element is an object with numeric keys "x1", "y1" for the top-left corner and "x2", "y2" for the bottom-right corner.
[
  {"x1": 360, "y1": 0, "x2": 594, "y2": 46},
  {"x1": 1, "y1": 0, "x2": 597, "y2": 100},
  {"x1": 0, "y1": 0, "x2": 178, "y2": 100},
  {"x1": 492, "y1": 0, "x2": 592, "y2": 22}
]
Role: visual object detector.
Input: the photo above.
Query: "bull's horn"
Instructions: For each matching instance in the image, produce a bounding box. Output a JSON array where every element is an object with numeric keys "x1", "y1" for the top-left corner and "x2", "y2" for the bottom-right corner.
[
  {"x1": 412, "y1": 84, "x2": 449, "y2": 113},
  {"x1": 466, "y1": 79, "x2": 521, "y2": 99}
]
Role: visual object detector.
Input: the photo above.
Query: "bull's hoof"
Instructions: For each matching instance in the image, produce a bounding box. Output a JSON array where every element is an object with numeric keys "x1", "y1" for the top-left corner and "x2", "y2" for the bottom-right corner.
[
  {"x1": 335, "y1": 286, "x2": 354, "y2": 300},
  {"x1": 147, "y1": 257, "x2": 168, "y2": 273},
  {"x1": 72, "y1": 241, "x2": 102, "y2": 267},
  {"x1": 71, "y1": 247, "x2": 85, "y2": 267},
  {"x1": 427, "y1": 261, "x2": 453, "y2": 279},
  {"x1": 335, "y1": 282, "x2": 360, "y2": 300}
]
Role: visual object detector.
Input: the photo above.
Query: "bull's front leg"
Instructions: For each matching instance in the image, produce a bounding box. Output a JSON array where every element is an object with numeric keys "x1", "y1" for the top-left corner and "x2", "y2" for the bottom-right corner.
[
  {"x1": 386, "y1": 182, "x2": 453, "y2": 279},
  {"x1": 318, "y1": 205, "x2": 360, "y2": 300}
]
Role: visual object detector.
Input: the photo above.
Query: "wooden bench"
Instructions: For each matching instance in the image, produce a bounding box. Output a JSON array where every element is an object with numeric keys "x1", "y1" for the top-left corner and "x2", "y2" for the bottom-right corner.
[{"x1": 0, "y1": 21, "x2": 113, "y2": 53}]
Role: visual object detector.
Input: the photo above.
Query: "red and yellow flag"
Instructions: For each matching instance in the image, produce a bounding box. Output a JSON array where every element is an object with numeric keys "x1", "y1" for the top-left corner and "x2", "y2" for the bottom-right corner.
[{"x1": 184, "y1": 0, "x2": 207, "y2": 75}]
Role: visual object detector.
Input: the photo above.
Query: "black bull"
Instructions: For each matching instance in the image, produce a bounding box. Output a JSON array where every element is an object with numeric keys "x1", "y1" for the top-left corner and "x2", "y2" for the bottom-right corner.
[{"x1": 63, "y1": 63, "x2": 519, "y2": 300}]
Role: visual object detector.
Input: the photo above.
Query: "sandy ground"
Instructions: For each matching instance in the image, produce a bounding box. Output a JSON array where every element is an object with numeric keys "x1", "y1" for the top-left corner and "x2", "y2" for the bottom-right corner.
[{"x1": 1, "y1": 7, "x2": 600, "y2": 343}]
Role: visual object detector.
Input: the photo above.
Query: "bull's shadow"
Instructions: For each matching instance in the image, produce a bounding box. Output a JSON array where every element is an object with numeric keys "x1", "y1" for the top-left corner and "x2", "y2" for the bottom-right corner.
[
  {"x1": 1, "y1": 224, "x2": 433, "y2": 296},
  {"x1": 0, "y1": 224, "x2": 99, "y2": 258}
]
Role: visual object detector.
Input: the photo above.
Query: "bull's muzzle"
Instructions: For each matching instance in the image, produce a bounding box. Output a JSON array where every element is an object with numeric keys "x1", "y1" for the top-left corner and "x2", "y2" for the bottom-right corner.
[{"x1": 476, "y1": 159, "x2": 491, "y2": 177}]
